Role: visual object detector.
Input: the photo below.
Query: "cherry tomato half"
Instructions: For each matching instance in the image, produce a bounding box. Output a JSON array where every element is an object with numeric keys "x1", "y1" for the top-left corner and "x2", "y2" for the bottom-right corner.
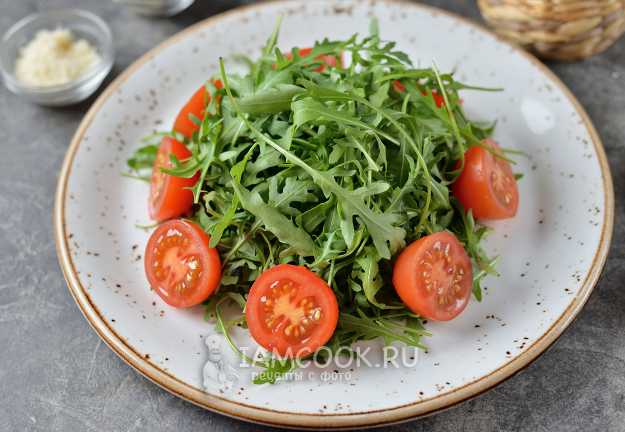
[
  {"x1": 148, "y1": 136, "x2": 199, "y2": 222},
  {"x1": 245, "y1": 264, "x2": 339, "y2": 358},
  {"x1": 393, "y1": 231, "x2": 473, "y2": 321},
  {"x1": 285, "y1": 47, "x2": 341, "y2": 72},
  {"x1": 392, "y1": 80, "x2": 445, "y2": 108},
  {"x1": 145, "y1": 219, "x2": 221, "y2": 308},
  {"x1": 452, "y1": 138, "x2": 519, "y2": 220},
  {"x1": 173, "y1": 79, "x2": 223, "y2": 139}
]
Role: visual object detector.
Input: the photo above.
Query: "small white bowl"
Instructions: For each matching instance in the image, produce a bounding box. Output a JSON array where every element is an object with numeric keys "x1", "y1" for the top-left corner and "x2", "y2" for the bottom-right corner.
[{"x1": 0, "y1": 9, "x2": 114, "y2": 106}]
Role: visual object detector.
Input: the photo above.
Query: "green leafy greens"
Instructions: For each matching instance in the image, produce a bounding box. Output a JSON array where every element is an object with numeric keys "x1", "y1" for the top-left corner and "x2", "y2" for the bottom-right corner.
[{"x1": 127, "y1": 20, "x2": 501, "y2": 381}]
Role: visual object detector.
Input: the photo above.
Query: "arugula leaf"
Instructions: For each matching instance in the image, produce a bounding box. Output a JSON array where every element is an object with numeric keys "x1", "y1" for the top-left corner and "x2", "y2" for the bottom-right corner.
[
  {"x1": 252, "y1": 358, "x2": 296, "y2": 384},
  {"x1": 127, "y1": 144, "x2": 157, "y2": 171},
  {"x1": 207, "y1": 144, "x2": 256, "y2": 247},
  {"x1": 352, "y1": 246, "x2": 401, "y2": 309},
  {"x1": 335, "y1": 312, "x2": 428, "y2": 349},
  {"x1": 238, "y1": 84, "x2": 305, "y2": 114},
  {"x1": 231, "y1": 179, "x2": 316, "y2": 257},
  {"x1": 268, "y1": 176, "x2": 318, "y2": 216},
  {"x1": 292, "y1": 98, "x2": 400, "y2": 145}
]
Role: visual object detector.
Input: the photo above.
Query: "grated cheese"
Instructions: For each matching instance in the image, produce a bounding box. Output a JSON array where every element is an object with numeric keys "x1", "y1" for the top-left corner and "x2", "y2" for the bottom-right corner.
[{"x1": 15, "y1": 28, "x2": 101, "y2": 87}]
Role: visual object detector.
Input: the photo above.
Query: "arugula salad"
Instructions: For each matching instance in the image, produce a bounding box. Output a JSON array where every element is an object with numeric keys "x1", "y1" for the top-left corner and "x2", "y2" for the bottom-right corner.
[{"x1": 129, "y1": 20, "x2": 519, "y2": 381}]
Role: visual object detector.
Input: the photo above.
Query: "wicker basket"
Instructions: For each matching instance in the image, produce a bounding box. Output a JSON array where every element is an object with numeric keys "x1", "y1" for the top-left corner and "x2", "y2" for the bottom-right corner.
[{"x1": 477, "y1": 0, "x2": 625, "y2": 60}]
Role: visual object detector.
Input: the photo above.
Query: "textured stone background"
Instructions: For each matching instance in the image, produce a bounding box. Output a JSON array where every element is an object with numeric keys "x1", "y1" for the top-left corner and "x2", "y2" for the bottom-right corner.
[{"x1": 0, "y1": 0, "x2": 624, "y2": 431}]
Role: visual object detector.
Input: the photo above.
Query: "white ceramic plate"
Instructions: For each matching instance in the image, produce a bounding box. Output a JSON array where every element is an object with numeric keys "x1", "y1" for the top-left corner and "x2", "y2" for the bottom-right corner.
[{"x1": 55, "y1": 0, "x2": 614, "y2": 428}]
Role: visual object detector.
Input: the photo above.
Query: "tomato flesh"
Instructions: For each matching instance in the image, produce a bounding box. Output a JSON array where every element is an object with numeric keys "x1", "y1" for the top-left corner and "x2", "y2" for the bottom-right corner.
[
  {"x1": 452, "y1": 138, "x2": 519, "y2": 219},
  {"x1": 246, "y1": 264, "x2": 338, "y2": 358},
  {"x1": 149, "y1": 136, "x2": 199, "y2": 222},
  {"x1": 173, "y1": 79, "x2": 223, "y2": 139},
  {"x1": 285, "y1": 47, "x2": 341, "y2": 72},
  {"x1": 392, "y1": 231, "x2": 472, "y2": 321},
  {"x1": 145, "y1": 219, "x2": 221, "y2": 308}
]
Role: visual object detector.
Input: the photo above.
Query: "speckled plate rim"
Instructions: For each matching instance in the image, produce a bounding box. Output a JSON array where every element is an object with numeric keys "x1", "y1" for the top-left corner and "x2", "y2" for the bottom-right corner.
[{"x1": 53, "y1": 0, "x2": 614, "y2": 429}]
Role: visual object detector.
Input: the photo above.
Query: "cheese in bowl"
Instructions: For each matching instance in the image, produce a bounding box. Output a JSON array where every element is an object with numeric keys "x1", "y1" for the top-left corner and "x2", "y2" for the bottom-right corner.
[{"x1": 15, "y1": 28, "x2": 101, "y2": 88}]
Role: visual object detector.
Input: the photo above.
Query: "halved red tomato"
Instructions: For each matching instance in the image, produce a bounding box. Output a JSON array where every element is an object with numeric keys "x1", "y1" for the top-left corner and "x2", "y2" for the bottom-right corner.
[
  {"x1": 452, "y1": 138, "x2": 519, "y2": 219},
  {"x1": 392, "y1": 80, "x2": 445, "y2": 108},
  {"x1": 149, "y1": 136, "x2": 199, "y2": 222},
  {"x1": 145, "y1": 219, "x2": 221, "y2": 308},
  {"x1": 173, "y1": 79, "x2": 223, "y2": 139},
  {"x1": 393, "y1": 231, "x2": 472, "y2": 321},
  {"x1": 285, "y1": 47, "x2": 341, "y2": 72},
  {"x1": 245, "y1": 264, "x2": 339, "y2": 358}
]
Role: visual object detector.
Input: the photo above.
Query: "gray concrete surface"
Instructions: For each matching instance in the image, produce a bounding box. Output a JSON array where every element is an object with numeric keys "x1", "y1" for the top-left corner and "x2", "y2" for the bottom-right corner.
[{"x1": 0, "y1": 0, "x2": 624, "y2": 431}]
